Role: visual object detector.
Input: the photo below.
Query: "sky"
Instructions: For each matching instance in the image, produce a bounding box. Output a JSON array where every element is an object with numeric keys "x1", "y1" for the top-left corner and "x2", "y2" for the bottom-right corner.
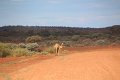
[{"x1": 0, "y1": 0, "x2": 120, "y2": 28}]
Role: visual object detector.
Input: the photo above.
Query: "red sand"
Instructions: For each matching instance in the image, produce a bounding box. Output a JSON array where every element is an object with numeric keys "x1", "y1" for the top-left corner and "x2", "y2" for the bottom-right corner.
[{"x1": 0, "y1": 46, "x2": 120, "y2": 80}]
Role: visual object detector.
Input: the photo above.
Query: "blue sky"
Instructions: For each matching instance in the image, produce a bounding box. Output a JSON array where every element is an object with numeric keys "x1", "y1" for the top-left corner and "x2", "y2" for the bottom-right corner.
[{"x1": 0, "y1": 0, "x2": 120, "y2": 28}]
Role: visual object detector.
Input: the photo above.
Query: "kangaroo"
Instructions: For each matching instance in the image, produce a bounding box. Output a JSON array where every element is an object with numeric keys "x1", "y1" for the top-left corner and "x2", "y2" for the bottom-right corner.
[{"x1": 54, "y1": 43, "x2": 63, "y2": 56}]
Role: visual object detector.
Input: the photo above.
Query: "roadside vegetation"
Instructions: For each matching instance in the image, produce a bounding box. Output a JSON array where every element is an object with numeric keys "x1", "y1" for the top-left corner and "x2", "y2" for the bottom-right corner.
[
  {"x1": 0, "y1": 25, "x2": 120, "y2": 57},
  {"x1": 0, "y1": 42, "x2": 55, "y2": 58}
]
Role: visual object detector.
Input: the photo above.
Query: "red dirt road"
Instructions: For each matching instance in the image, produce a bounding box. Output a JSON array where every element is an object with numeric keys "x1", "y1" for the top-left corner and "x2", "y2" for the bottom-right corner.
[{"x1": 1, "y1": 46, "x2": 120, "y2": 80}]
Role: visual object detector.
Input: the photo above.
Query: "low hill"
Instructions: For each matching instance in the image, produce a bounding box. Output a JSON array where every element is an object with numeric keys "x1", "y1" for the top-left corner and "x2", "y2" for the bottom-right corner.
[{"x1": 0, "y1": 25, "x2": 120, "y2": 46}]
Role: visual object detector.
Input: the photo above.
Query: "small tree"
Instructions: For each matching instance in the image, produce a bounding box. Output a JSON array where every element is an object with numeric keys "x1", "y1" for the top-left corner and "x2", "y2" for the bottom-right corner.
[
  {"x1": 71, "y1": 35, "x2": 80, "y2": 41},
  {"x1": 25, "y1": 35, "x2": 42, "y2": 43},
  {"x1": 26, "y1": 43, "x2": 39, "y2": 51}
]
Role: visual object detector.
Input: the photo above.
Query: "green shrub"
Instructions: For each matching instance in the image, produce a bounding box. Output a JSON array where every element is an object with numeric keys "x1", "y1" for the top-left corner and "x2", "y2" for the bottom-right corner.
[
  {"x1": 45, "y1": 47, "x2": 55, "y2": 54},
  {"x1": 26, "y1": 43, "x2": 39, "y2": 51},
  {"x1": 0, "y1": 48, "x2": 11, "y2": 57},
  {"x1": 71, "y1": 35, "x2": 80, "y2": 41},
  {"x1": 7, "y1": 43, "x2": 18, "y2": 49},
  {"x1": 112, "y1": 37, "x2": 120, "y2": 44},
  {"x1": 0, "y1": 43, "x2": 18, "y2": 49},
  {"x1": 0, "y1": 43, "x2": 8, "y2": 48},
  {"x1": 94, "y1": 39, "x2": 110, "y2": 46},
  {"x1": 115, "y1": 37, "x2": 120, "y2": 41},
  {"x1": 80, "y1": 39, "x2": 94, "y2": 46},
  {"x1": 90, "y1": 33, "x2": 102, "y2": 38},
  {"x1": 48, "y1": 35, "x2": 56, "y2": 40},
  {"x1": 0, "y1": 43, "x2": 11, "y2": 57},
  {"x1": 11, "y1": 48, "x2": 30, "y2": 57},
  {"x1": 41, "y1": 51, "x2": 49, "y2": 55},
  {"x1": 41, "y1": 47, "x2": 55, "y2": 55},
  {"x1": 85, "y1": 33, "x2": 111, "y2": 39},
  {"x1": 62, "y1": 41, "x2": 71, "y2": 47},
  {"x1": 0, "y1": 42, "x2": 40, "y2": 57},
  {"x1": 25, "y1": 35, "x2": 42, "y2": 43},
  {"x1": 18, "y1": 43, "x2": 26, "y2": 48}
]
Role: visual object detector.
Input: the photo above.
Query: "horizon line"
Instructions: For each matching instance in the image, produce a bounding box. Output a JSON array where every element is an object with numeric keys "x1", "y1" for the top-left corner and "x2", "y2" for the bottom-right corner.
[{"x1": 1, "y1": 24, "x2": 119, "y2": 28}]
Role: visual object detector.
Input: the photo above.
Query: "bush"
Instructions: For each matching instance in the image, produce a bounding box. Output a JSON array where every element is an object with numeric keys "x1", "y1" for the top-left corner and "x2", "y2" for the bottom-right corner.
[
  {"x1": 25, "y1": 35, "x2": 42, "y2": 43},
  {"x1": 45, "y1": 47, "x2": 55, "y2": 53},
  {"x1": 0, "y1": 43, "x2": 8, "y2": 48},
  {"x1": 38, "y1": 40, "x2": 60, "y2": 47},
  {"x1": 0, "y1": 43, "x2": 11, "y2": 57},
  {"x1": 85, "y1": 33, "x2": 111, "y2": 39},
  {"x1": 48, "y1": 35, "x2": 56, "y2": 40},
  {"x1": 26, "y1": 43, "x2": 39, "y2": 51},
  {"x1": 11, "y1": 48, "x2": 30, "y2": 57},
  {"x1": 41, "y1": 51, "x2": 49, "y2": 55},
  {"x1": 41, "y1": 47, "x2": 55, "y2": 55},
  {"x1": 80, "y1": 39, "x2": 94, "y2": 46},
  {"x1": 0, "y1": 48, "x2": 11, "y2": 57},
  {"x1": 34, "y1": 48, "x2": 42, "y2": 52},
  {"x1": 6, "y1": 43, "x2": 18, "y2": 49},
  {"x1": 94, "y1": 39, "x2": 110, "y2": 46},
  {"x1": 115, "y1": 37, "x2": 120, "y2": 41},
  {"x1": 0, "y1": 42, "x2": 40, "y2": 57},
  {"x1": 112, "y1": 37, "x2": 120, "y2": 44},
  {"x1": 62, "y1": 41, "x2": 71, "y2": 47},
  {"x1": 71, "y1": 35, "x2": 80, "y2": 41},
  {"x1": 18, "y1": 43, "x2": 26, "y2": 48}
]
